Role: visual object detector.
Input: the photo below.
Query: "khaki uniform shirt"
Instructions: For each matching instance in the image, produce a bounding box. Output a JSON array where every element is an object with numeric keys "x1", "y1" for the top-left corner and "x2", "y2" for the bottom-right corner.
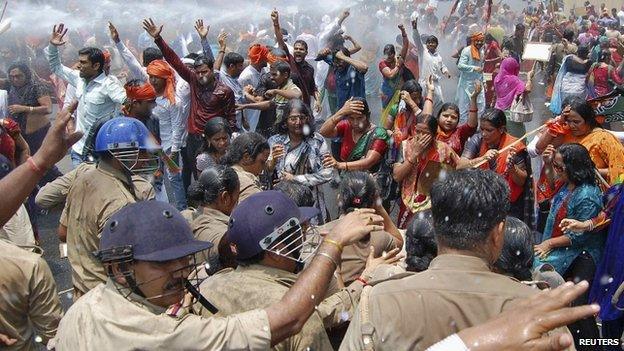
[
  {"x1": 36, "y1": 163, "x2": 154, "y2": 210},
  {"x1": 198, "y1": 264, "x2": 363, "y2": 351},
  {"x1": 0, "y1": 239, "x2": 62, "y2": 351},
  {"x1": 340, "y1": 254, "x2": 574, "y2": 351},
  {"x1": 49, "y1": 280, "x2": 271, "y2": 350},
  {"x1": 232, "y1": 164, "x2": 262, "y2": 203},
  {"x1": 64, "y1": 162, "x2": 155, "y2": 295},
  {"x1": 181, "y1": 207, "x2": 230, "y2": 274},
  {"x1": 319, "y1": 220, "x2": 399, "y2": 285},
  {"x1": 0, "y1": 204, "x2": 35, "y2": 246}
]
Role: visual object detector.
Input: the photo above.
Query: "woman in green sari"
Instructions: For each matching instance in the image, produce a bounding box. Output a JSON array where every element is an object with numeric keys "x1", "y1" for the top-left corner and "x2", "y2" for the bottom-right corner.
[{"x1": 319, "y1": 97, "x2": 390, "y2": 173}]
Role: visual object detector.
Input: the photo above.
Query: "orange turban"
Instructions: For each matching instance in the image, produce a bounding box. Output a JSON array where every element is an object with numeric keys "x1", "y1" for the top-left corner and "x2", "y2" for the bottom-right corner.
[
  {"x1": 470, "y1": 32, "x2": 485, "y2": 61},
  {"x1": 125, "y1": 82, "x2": 157, "y2": 101},
  {"x1": 146, "y1": 59, "x2": 176, "y2": 105},
  {"x1": 248, "y1": 44, "x2": 270, "y2": 65}
]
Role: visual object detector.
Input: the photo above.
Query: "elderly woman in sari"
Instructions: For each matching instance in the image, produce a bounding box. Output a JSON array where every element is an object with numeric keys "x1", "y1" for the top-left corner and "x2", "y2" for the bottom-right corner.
[
  {"x1": 392, "y1": 115, "x2": 460, "y2": 229},
  {"x1": 494, "y1": 57, "x2": 534, "y2": 138},
  {"x1": 456, "y1": 32, "x2": 486, "y2": 124},
  {"x1": 457, "y1": 108, "x2": 533, "y2": 225}
]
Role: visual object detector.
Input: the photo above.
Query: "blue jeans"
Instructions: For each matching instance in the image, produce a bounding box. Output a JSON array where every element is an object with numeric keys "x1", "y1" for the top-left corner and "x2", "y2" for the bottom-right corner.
[{"x1": 164, "y1": 149, "x2": 187, "y2": 211}]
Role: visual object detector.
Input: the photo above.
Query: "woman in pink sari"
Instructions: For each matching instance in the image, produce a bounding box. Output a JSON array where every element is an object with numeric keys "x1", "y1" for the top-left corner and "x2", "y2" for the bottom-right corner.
[{"x1": 494, "y1": 57, "x2": 533, "y2": 138}]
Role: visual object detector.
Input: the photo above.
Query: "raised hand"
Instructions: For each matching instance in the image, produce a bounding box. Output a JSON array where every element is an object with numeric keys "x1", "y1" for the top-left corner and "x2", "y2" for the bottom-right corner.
[
  {"x1": 108, "y1": 22, "x2": 120, "y2": 44},
  {"x1": 194, "y1": 19, "x2": 209, "y2": 39},
  {"x1": 411, "y1": 18, "x2": 418, "y2": 30},
  {"x1": 271, "y1": 9, "x2": 279, "y2": 25},
  {"x1": 542, "y1": 144, "x2": 556, "y2": 164},
  {"x1": 398, "y1": 23, "x2": 406, "y2": 33},
  {"x1": 337, "y1": 98, "x2": 365, "y2": 116},
  {"x1": 328, "y1": 208, "x2": 384, "y2": 246},
  {"x1": 142, "y1": 18, "x2": 163, "y2": 39},
  {"x1": 50, "y1": 23, "x2": 68, "y2": 46},
  {"x1": 471, "y1": 80, "x2": 482, "y2": 99},
  {"x1": 217, "y1": 32, "x2": 228, "y2": 51},
  {"x1": 340, "y1": 9, "x2": 350, "y2": 21}
]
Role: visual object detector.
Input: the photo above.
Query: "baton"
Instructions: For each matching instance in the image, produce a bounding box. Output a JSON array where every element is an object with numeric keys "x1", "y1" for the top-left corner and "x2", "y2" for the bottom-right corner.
[{"x1": 185, "y1": 279, "x2": 219, "y2": 314}]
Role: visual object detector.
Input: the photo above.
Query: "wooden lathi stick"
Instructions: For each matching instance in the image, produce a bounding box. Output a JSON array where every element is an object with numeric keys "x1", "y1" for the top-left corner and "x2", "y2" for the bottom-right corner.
[
  {"x1": 595, "y1": 169, "x2": 610, "y2": 189},
  {"x1": 472, "y1": 124, "x2": 547, "y2": 168}
]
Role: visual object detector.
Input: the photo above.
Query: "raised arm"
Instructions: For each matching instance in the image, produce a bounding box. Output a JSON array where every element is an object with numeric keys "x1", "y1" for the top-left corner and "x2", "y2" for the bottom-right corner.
[
  {"x1": 319, "y1": 99, "x2": 363, "y2": 138},
  {"x1": 399, "y1": 24, "x2": 409, "y2": 60},
  {"x1": 0, "y1": 103, "x2": 82, "y2": 226},
  {"x1": 45, "y1": 24, "x2": 79, "y2": 87},
  {"x1": 214, "y1": 32, "x2": 227, "y2": 72},
  {"x1": 264, "y1": 210, "x2": 384, "y2": 345},
  {"x1": 194, "y1": 19, "x2": 215, "y2": 62},
  {"x1": 335, "y1": 50, "x2": 368, "y2": 74},
  {"x1": 143, "y1": 18, "x2": 193, "y2": 83},
  {"x1": 466, "y1": 80, "x2": 481, "y2": 128},
  {"x1": 411, "y1": 19, "x2": 424, "y2": 54},
  {"x1": 271, "y1": 10, "x2": 289, "y2": 54},
  {"x1": 344, "y1": 35, "x2": 361, "y2": 55},
  {"x1": 110, "y1": 22, "x2": 148, "y2": 81}
]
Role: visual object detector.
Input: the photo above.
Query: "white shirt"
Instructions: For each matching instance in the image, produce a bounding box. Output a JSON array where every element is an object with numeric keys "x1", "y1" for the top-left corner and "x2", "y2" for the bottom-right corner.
[
  {"x1": 420, "y1": 49, "x2": 449, "y2": 83},
  {"x1": 618, "y1": 10, "x2": 624, "y2": 25},
  {"x1": 0, "y1": 89, "x2": 7, "y2": 118},
  {"x1": 238, "y1": 65, "x2": 262, "y2": 131},
  {"x1": 153, "y1": 96, "x2": 184, "y2": 152},
  {"x1": 45, "y1": 45, "x2": 126, "y2": 155}
]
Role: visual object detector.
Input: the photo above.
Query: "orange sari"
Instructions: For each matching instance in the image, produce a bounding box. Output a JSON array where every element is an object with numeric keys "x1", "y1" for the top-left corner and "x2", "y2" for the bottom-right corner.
[{"x1": 478, "y1": 133, "x2": 526, "y2": 202}]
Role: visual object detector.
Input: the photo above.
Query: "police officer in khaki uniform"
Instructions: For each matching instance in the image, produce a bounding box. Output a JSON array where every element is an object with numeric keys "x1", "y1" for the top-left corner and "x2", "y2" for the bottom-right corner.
[
  {"x1": 340, "y1": 169, "x2": 575, "y2": 351},
  {"x1": 182, "y1": 165, "x2": 240, "y2": 274},
  {"x1": 63, "y1": 117, "x2": 157, "y2": 298},
  {"x1": 52, "y1": 194, "x2": 387, "y2": 349},
  {"x1": 198, "y1": 190, "x2": 401, "y2": 351},
  {"x1": 0, "y1": 156, "x2": 63, "y2": 351},
  {"x1": 221, "y1": 132, "x2": 268, "y2": 203}
]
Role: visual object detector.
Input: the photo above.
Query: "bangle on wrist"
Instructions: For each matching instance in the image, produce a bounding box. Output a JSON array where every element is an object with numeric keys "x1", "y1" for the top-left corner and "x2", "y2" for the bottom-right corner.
[
  {"x1": 425, "y1": 97, "x2": 433, "y2": 103},
  {"x1": 27, "y1": 156, "x2": 44, "y2": 174},
  {"x1": 317, "y1": 252, "x2": 340, "y2": 269},
  {"x1": 344, "y1": 162, "x2": 349, "y2": 171},
  {"x1": 29, "y1": 106, "x2": 34, "y2": 113},
  {"x1": 323, "y1": 238, "x2": 344, "y2": 252}
]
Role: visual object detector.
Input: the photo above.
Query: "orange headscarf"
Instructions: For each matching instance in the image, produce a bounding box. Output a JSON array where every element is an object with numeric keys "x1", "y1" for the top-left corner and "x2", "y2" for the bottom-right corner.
[
  {"x1": 125, "y1": 82, "x2": 157, "y2": 101},
  {"x1": 248, "y1": 44, "x2": 270, "y2": 65},
  {"x1": 470, "y1": 32, "x2": 485, "y2": 61},
  {"x1": 146, "y1": 60, "x2": 176, "y2": 105}
]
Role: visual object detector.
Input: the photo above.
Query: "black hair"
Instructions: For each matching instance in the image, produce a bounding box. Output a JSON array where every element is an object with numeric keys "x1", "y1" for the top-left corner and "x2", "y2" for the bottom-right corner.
[
  {"x1": 276, "y1": 99, "x2": 314, "y2": 136},
  {"x1": 274, "y1": 180, "x2": 315, "y2": 207},
  {"x1": 199, "y1": 117, "x2": 232, "y2": 154},
  {"x1": 565, "y1": 96, "x2": 600, "y2": 128},
  {"x1": 187, "y1": 165, "x2": 240, "y2": 205},
  {"x1": 271, "y1": 61, "x2": 291, "y2": 77},
  {"x1": 194, "y1": 55, "x2": 214, "y2": 69},
  {"x1": 383, "y1": 44, "x2": 396, "y2": 56},
  {"x1": 293, "y1": 39, "x2": 308, "y2": 51},
  {"x1": 485, "y1": 33, "x2": 496, "y2": 44},
  {"x1": 558, "y1": 143, "x2": 597, "y2": 186},
  {"x1": 142, "y1": 47, "x2": 163, "y2": 67},
  {"x1": 224, "y1": 52, "x2": 244, "y2": 68},
  {"x1": 577, "y1": 45, "x2": 590, "y2": 60},
  {"x1": 405, "y1": 211, "x2": 437, "y2": 272},
  {"x1": 78, "y1": 47, "x2": 105, "y2": 73},
  {"x1": 437, "y1": 103, "x2": 460, "y2": 119},
  {"x1": 185, "y1": 52, "x2": 200, "y2": 61},
  {"x1": 7, "y1": 62, "x2": 33, "y2": 85},
  {"x1": 220, "y1": 132, "x2": 269, "y2": 166},
  {"x1": 515, "y1": 23, "x2": 526, "y2": 31},
  {"x1": 350, "y1": 96, "x2": 371, "y2": 119},
  {"x1": 422, "y1": 114, "x2": 438, "y2": 136},
  {"x1": 493, "y1": 216, "x2": 534, "y2": 281},
  {"x1": 480, "y1": 108, "x2": 507, "y2": 129},
  {"x1": 338, "y1": 171, "x2": 379, "y2": 213},
  {"x1": 430, "y1": 169, "x2": 510, "y2": 251},
  {"x1": 563, "y1": 28, "x2": 575, "y2": 42},
  {"x1": 402, "y1": 79, "x2": 422, "y2": 95},
  {"x1": 83, "y1": 115, "x2": 114, "y2": 162},
  {"x1": 598, "y1": 49, "x2": 611, "y2": 64},
  {"x1": 425, "y1": 35, "x2": 439, "y2": 45}
]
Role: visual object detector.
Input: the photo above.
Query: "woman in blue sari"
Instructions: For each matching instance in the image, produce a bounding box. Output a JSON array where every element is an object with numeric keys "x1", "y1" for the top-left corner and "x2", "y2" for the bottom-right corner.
[
  {"x1": 534, "y1": 143, "x2": 604, "y2": 349},
  {"x1": 561, "y1": 183, "x2": 624, "y2": 350}
]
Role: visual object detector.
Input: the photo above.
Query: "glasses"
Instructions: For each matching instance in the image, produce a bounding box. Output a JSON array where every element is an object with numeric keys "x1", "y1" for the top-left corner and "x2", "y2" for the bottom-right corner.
[{"x1": 287, "y1": 114, "x2": 308, "y2": 122}]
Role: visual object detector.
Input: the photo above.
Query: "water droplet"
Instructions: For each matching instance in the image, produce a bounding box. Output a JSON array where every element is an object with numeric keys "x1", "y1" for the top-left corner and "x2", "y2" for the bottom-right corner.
[
  {"x1": 375, "y1": 198, "x2": 383, "y2": 207},
  {"x1": 444, "y1": 216, "x2": 449, "y2": 222},
  {"x1": 35, "y1": 336, "x2": 43, "y2": 343},
  {"x1": 477, "y1": 212, "x2": 482, "y2": 218},
  {"x1": 340, "y1": 311, "x2": 350, "y2": 322},
  {"x1": 311, "y1": 294, "x2": 315, "y2": 300},
  {"x1": 302, "y1": 124, "x2": 311, "y2": 136},
  {"x1": 66, "y1": 292, "x2": 74, "y2": 299},
  {"x1": 600, "y1": 275, "x2": 613, "y2": 285},
  {"x1": 515, "y1": 250, "x2": 521, "y2": 256},
  {"x1": 364, "y1": 336, "x2": 371, "y2": 345},
  {"x1": 263, "y1": 326, "x2": 269, "y2": 332}
]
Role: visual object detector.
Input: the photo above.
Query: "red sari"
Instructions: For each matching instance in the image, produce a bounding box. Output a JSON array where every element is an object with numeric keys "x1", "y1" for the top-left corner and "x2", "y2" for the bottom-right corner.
[{"x1": 478, "y1": 133, "x2": 526, "y2": 202}]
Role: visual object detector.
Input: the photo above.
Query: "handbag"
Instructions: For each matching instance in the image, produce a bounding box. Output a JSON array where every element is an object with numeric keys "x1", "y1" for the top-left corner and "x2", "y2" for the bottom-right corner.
[{"x1": 508, "y1": 93, "x2": 533, "y2": 123}]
